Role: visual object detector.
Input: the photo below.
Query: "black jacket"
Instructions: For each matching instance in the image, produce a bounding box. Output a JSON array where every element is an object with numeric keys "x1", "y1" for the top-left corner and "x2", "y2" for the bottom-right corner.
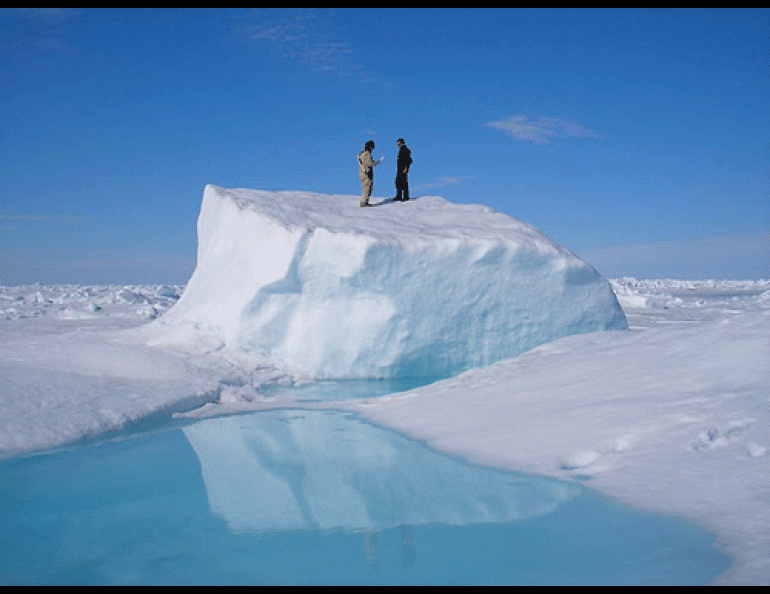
[{"x1": 397, "y1": 145, "x2": 412, "y2": 173}]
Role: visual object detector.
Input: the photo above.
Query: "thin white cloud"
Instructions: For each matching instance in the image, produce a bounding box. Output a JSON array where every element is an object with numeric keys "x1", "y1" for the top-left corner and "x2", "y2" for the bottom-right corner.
[
  {"x1": 19, "y1": 8, "x2": 82, "y2": 22},
  {"x1": 415, "y1": 176, "x2": 474, "y2": 192},
  {"x1": 484, "y1": 115, "x2": 603, "y2": 144},
  {"x1": 0, "y1": 213, "x2": 81, "y2": 223},
  {"x1": 5, "y1": 8, "x2": 82, "y2": 53},
  {"x1": 244, "y1": 9, "x2": 363, "y2": 78}
]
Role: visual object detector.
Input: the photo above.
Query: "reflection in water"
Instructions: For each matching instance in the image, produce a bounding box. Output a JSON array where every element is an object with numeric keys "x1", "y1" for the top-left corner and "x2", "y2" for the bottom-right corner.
[
  {"x1": 184, "y1": 410, "x2": 582, "y2": 575},
  {"x1": 0, "y1": 408, "x2": 731, "y2": 585},
  {"x1": 183, "y1": 410, "x2": 580, "y2": 535}
]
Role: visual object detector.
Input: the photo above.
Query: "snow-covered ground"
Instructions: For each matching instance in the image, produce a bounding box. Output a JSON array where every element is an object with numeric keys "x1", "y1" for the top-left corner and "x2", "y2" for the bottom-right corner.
[{"x1": 1, "y1": 277, "x2": 767, "y2": 584}]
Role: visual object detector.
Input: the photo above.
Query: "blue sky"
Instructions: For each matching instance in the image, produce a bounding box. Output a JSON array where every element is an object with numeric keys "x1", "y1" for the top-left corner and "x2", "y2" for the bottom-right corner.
[{"x1": 1, "y1": 8, "x2": 768, "y2": 284}]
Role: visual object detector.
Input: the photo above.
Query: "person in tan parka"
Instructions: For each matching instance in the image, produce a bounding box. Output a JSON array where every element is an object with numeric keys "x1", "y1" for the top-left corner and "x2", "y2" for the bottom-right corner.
[{"x1": 357, "y1": 140, "x2": 383, "y2": 207}]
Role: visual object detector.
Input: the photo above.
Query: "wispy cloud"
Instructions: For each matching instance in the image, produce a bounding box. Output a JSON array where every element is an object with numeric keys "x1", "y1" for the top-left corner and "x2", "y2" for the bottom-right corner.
[
  {"x1": 484, "y1": 115, "x2": 603, "y2": 145},
  {"x1": 4, "y1": 8, "x2": 82, "y2": 53},
  {"x1": 415, "y1": 176, "x2": 474, "y2": 192},
  {"x1": 0, "y1": 213, "x2": 81, "y2": 223},
  {"x1": 0, "y1": 214, "x2": 81, "y2": 223},
  {"x1": 244, "y1": 9, "x2": 364, "y2": 78},
  {"x1": 18, "y1": 8, "x2": 82, "y2": 22}
]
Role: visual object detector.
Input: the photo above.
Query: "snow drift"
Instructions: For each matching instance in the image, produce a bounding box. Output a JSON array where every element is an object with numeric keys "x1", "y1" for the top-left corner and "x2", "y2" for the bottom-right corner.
[{"x1": 144, "y1": 185, "x2": 626, "y2": 380}]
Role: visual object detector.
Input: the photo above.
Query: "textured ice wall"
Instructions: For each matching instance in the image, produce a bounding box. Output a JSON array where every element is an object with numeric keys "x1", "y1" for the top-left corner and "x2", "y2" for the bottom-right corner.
[{"x1": 148, "y1": 185, "x2": 626, "y2": 379}]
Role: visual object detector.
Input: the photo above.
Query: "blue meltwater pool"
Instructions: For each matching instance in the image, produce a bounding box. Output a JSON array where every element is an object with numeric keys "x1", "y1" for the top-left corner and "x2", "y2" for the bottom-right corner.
[{"x1": 0, "y1": 386, "x2": 730, "y2": 585}]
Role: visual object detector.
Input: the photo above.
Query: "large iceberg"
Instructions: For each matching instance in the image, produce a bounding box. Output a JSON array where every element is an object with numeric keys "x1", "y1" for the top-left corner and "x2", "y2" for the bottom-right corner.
[{"x1": 145, "y1": 185, "x2": 626, "y2": 380}]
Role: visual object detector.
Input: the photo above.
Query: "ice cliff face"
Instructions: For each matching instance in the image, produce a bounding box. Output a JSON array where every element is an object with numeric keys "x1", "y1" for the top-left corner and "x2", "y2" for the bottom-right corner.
[{"x1": 148, "y1": 185, "x2": 626, "y2": 380}]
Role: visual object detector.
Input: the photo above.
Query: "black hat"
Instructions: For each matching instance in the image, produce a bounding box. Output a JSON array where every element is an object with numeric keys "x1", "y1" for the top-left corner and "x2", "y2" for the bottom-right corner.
[
  {"x1": 396, "y1": 138, "x2": 405, "y2": 145},
  {"x1": 365, "y1": 140, "x2": 375, "y2": 150}
]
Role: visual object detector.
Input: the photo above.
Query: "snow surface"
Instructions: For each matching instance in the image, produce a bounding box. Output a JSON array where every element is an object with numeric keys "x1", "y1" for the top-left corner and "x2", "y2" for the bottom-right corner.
[
  {"x1": 0, "y1": 188, "x2": 768, "y2": 585},
  {"x1": 137, "y1": 185, "x2": 626, "y2": 380}
]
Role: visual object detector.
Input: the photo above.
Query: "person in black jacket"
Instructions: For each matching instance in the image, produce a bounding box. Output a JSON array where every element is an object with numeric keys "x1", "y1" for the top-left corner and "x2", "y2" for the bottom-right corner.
[{"x1": 394, "y1": 138, "x2": 412, "y2": 202}]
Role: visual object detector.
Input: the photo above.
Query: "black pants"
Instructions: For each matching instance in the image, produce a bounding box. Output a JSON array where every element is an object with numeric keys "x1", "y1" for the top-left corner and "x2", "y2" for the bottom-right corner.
[{"x1": 395, "y1": 173, "x2": 409, "y2": 201}]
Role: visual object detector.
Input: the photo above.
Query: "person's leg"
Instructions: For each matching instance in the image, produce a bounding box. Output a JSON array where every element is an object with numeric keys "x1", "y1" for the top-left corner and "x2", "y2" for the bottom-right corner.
[
  {"x1": 395, "y1": 173, "x2": 405, "y2": 201},
  {"x1": 360, "y1": 178, "x2": 373, "y2": 207}
]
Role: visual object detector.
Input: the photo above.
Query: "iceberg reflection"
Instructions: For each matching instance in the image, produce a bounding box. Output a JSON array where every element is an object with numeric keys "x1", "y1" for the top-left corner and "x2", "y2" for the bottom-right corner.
[{"x1": 183, "y1": 410, "x2": 581, "y2": 534}]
